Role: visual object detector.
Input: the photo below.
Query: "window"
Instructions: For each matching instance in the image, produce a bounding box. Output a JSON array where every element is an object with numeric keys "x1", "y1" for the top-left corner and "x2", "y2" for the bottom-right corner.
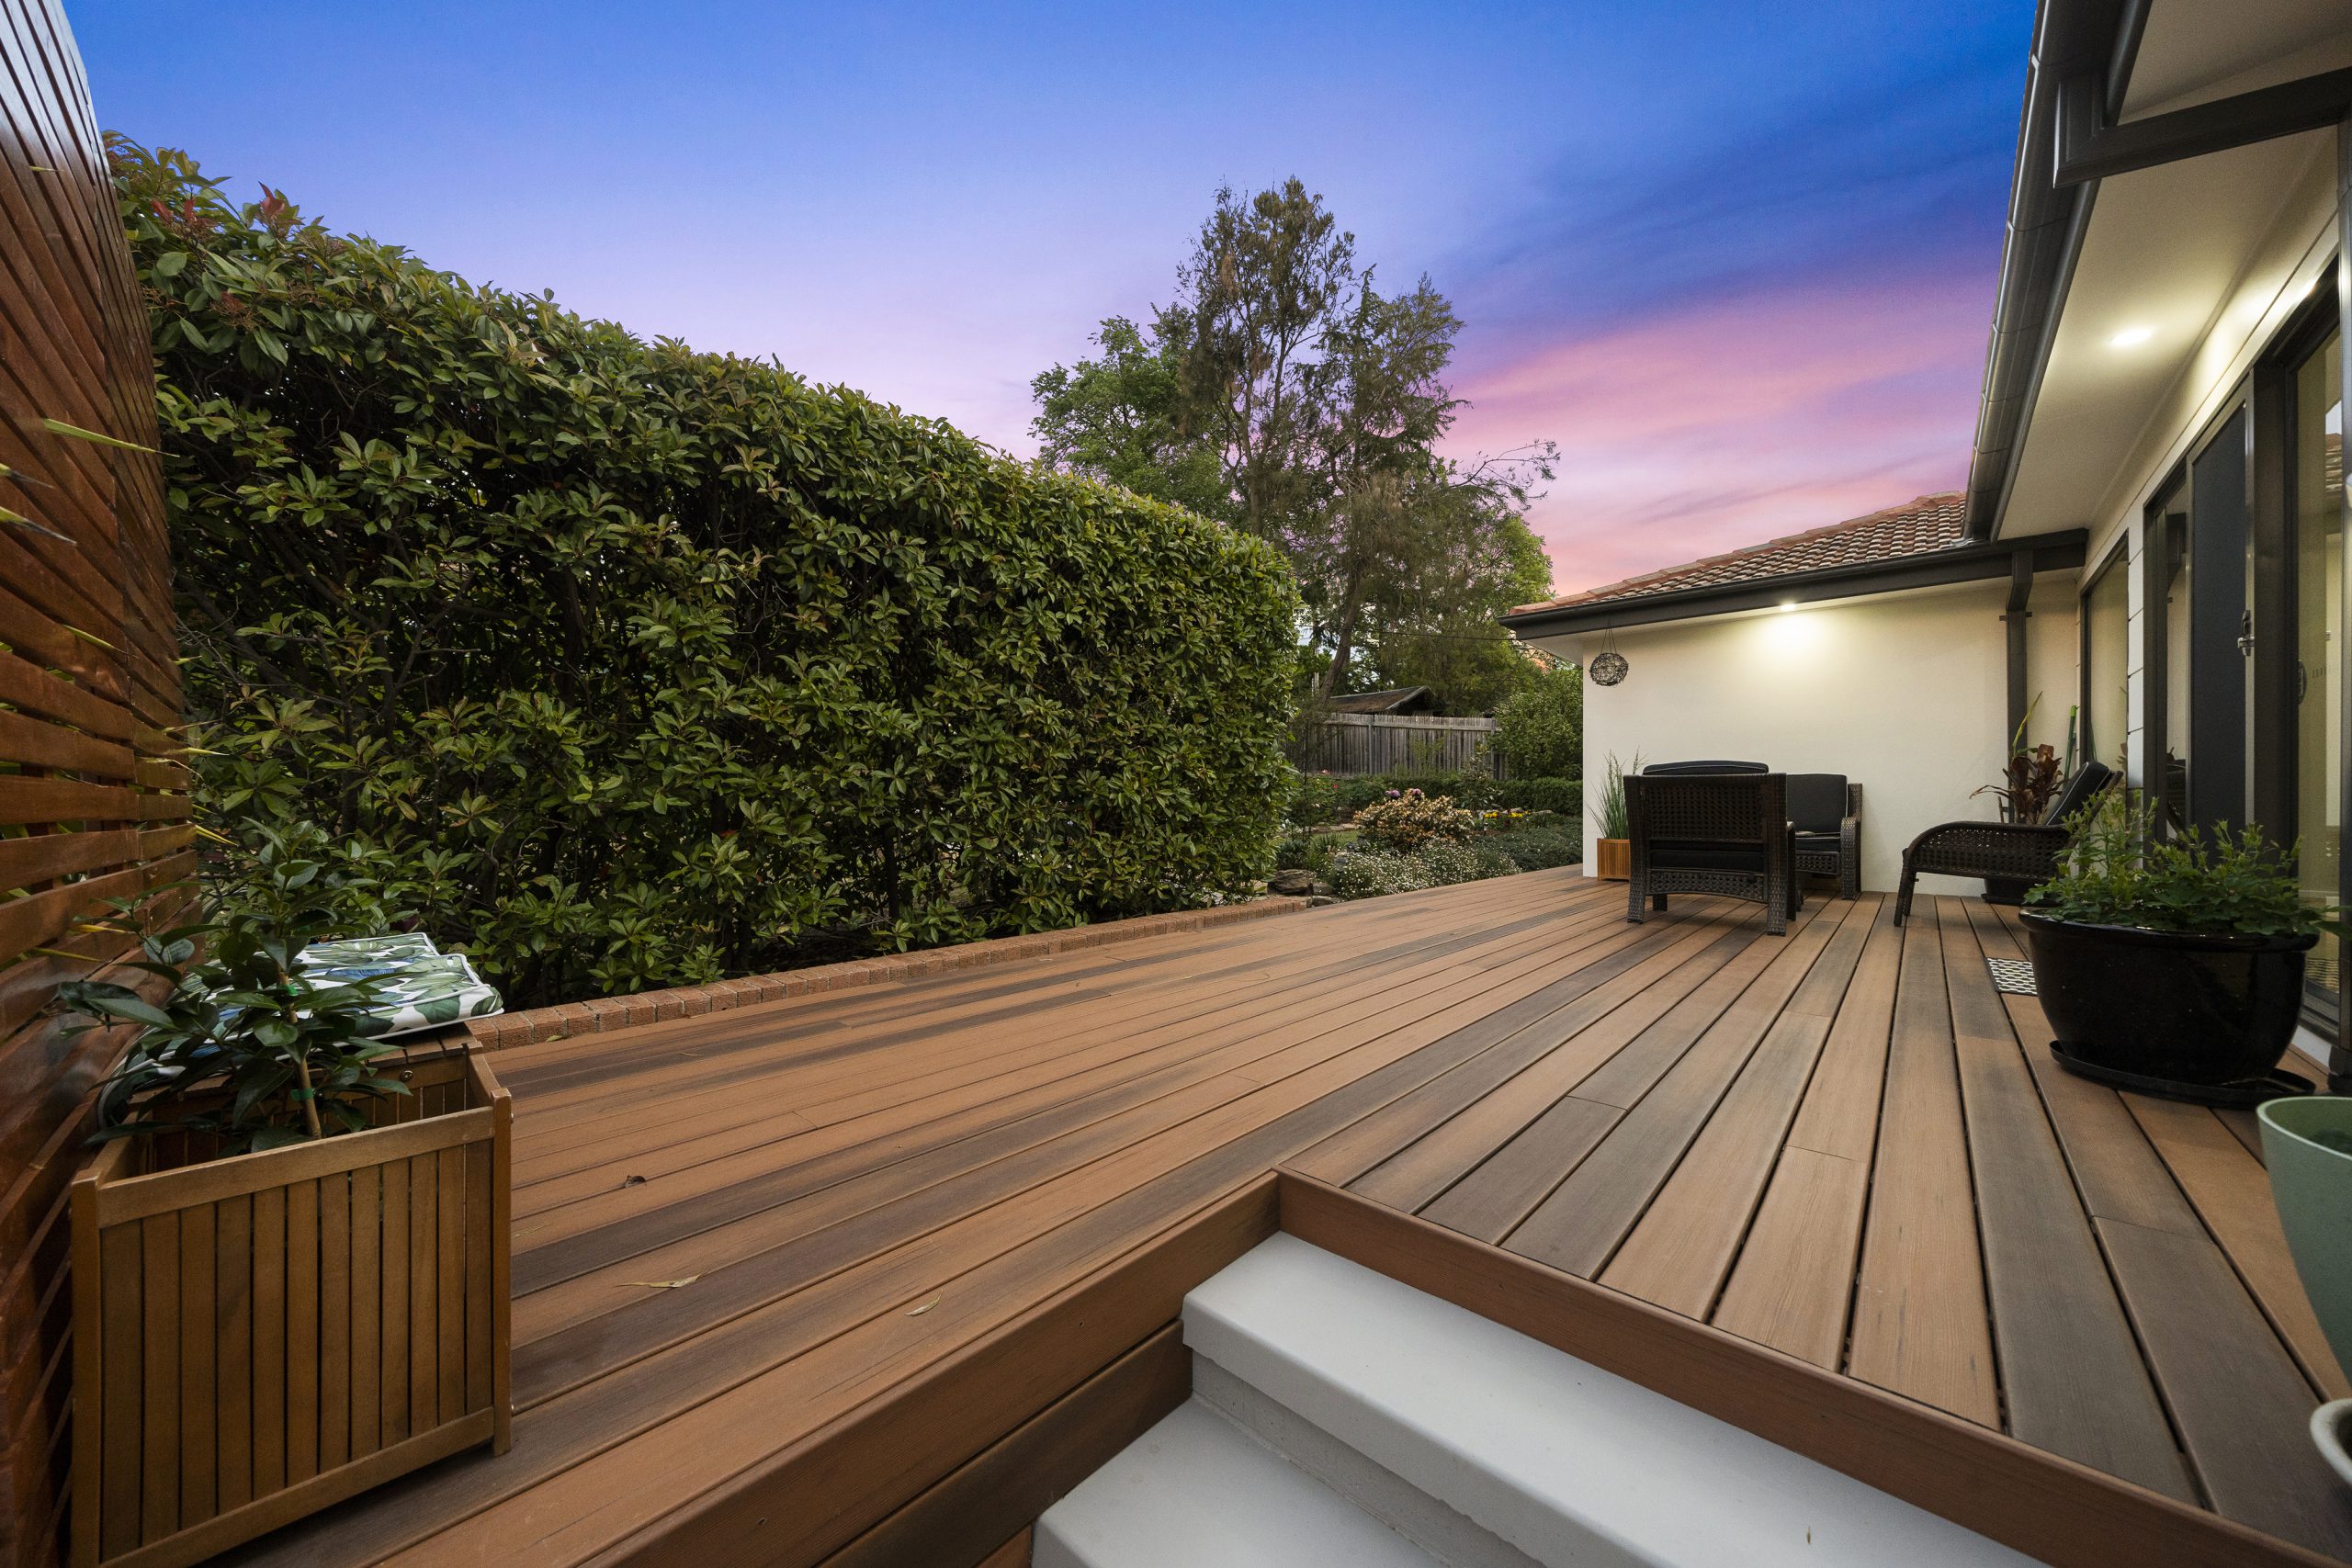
[{"x1": 2081, "y1": 546, "x2": 2128, "y2": 772}]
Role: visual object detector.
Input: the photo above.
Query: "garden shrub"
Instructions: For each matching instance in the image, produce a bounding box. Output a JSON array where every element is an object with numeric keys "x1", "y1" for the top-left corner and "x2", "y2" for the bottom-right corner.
[
  {"x1": 1325, "y1": 850, "x2": 1435, "y2": 899},
  {"x1": 1326, "y1": 839, "x2": 1518, "y2": 900},
  {"x1": 1287, "y1": 771, "x2": 1343, "y2": 828},
  {"x1": 1493, "y1": 776, "x2": 1581, "y2": 817},
  {"x1": 1485, "y1": 823, "x2": 1582, "y2": 871},
  {"x1": 1352, "y1": 790, "x2": 1476, "y2": 854},
  {"x1": 1492, "y1": 663, "x2": 1582, "y2": 777},
  {"x1": 119, "y1": 142, "x2": 1299, "y2": 1010}
]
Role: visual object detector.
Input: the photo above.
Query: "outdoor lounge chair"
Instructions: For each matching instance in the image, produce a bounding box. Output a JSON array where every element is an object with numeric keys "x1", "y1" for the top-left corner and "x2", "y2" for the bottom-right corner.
[
  {"x1": 1893, "y1": 760, "x2": 2116, "y2": 926},
  {"x1": 1626, "y1": 771, "x2": 1797, "y2": 936},
  {"x1": 1788, "y1": 773, "x2": 1862, "y2": 900}
]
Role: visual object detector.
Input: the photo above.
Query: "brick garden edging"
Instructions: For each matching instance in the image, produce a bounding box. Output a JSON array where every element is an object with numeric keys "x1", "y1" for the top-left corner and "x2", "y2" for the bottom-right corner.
[{"x1": 464, "y1": 896, "x2": 1311, "y2": 1049}]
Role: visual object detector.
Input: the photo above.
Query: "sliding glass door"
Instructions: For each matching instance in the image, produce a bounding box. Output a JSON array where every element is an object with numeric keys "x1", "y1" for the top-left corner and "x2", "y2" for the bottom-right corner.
[{"x1": 2292, "y1": 328, "x2": 2343, "y2": 1011}]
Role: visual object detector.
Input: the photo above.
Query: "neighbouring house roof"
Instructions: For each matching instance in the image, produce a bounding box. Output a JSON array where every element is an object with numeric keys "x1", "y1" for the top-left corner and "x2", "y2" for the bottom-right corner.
[
  {"x1": 1501, "y1": 491, "x2": 2084, "y2": 637},
  {"x1": 1326, "y1": 686, "x2": 1437, "y2": 715}
]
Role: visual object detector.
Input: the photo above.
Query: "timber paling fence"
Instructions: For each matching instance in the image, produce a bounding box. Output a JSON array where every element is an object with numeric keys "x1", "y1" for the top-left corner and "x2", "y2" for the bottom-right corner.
[{"x1": 1294, "y1": 713, "x2": 1502, "y2": 777}]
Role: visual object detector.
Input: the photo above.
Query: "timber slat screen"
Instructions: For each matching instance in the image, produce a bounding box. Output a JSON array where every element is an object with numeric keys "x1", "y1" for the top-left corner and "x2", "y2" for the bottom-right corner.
[
  {"x1": 0, "y1": 5, "x2": 192, "y2": 1565},
  {"x1": 232, "y1": 872, "x2": 2352, "y2": 1568}
]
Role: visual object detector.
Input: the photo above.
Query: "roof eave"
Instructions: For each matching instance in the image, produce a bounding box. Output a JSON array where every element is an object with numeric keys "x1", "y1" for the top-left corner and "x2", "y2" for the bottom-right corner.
[
  {"x1": 1501, "y1": 532, "x2": 2087, "y2": 638},
  {"x1": 1963, "y1": 0, "x2": 2140, "y2": 542}
]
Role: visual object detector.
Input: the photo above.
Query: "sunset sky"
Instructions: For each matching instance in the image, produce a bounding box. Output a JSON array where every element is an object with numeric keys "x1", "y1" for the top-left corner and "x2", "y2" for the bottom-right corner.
[{"x1": 77, "y1": 1, "x2": 2033, "y2": 595}]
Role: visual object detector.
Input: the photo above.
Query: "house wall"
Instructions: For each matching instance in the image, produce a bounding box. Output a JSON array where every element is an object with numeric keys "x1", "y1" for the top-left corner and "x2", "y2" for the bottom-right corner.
[
  {"x1": 2075, "y1": 145, "x2": 2341, "y2": 794},
  {"x1": 1546, "y1": 574, "x2": 2078, "y2": 895}
]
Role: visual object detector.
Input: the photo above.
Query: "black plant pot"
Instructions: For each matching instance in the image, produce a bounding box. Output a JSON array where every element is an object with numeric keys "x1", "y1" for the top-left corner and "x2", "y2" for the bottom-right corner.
[
  {"x1": 1982, "y1": 875, "x2": 2036, "y2": 907},
  {"x1": 2020, "y1": 910, "x2": 2313, "y2": 1092}
]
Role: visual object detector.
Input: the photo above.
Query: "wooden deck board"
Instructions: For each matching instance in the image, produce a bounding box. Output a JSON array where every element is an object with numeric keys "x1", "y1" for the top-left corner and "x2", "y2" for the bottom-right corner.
[{"x1": 232, "y1": 870, "x2": 2352, "y2": 1568}]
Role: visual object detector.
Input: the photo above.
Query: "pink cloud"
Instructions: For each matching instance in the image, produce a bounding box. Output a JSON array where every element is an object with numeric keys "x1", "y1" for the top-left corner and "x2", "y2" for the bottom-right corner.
[{"x1": 1446, "y1": 265, "x2": 1988, "y2": 594}]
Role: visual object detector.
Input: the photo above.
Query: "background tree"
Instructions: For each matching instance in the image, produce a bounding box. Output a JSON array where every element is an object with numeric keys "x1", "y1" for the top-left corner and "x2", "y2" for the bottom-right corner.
[{"x1": 1033, "y1": 178, "x2": 1556, "y2": 709}]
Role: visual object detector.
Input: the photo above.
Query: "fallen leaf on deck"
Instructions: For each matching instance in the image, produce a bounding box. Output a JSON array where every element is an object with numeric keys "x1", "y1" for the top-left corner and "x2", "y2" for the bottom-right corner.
[
  {"x1": 620, "y1": 1277, "x2": 698, "y2": 1290},
  {"x1": 622, "y1": 1174, "x2": 647, "y2": 1186},
  {"x1": 905, "y1": 1296, "x2": 941, "y2": 1316}
]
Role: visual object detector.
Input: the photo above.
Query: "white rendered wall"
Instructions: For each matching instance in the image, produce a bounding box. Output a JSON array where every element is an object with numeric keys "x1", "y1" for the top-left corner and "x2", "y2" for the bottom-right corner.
[{"x1": 1548, "y1": 576, "x2": 2077, "y2": 895}]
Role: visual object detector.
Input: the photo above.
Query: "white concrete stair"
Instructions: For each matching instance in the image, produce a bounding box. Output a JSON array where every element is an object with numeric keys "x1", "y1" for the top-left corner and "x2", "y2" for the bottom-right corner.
[
  {"x1": 1039, "y1": 1234, "x2": 2036, "y2": 1568},
  {"x1": 1031, "y1": 1398, "x2": 1442, "y2": 1568}
]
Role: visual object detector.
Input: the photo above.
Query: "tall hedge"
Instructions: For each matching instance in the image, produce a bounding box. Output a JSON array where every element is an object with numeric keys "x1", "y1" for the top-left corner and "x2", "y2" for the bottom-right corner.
[{"x1": 116, "y1": 142, "x2": 1299, "y2": 1009}]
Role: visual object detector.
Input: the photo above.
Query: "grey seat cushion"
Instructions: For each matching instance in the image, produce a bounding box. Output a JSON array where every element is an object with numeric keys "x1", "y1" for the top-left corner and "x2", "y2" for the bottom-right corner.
[
  {"x1": 1643, "y1": 760, "x2": 1768, "y2": 776},
  {"x1": 1785, "y1": 774, "x2": 1849, "y2": 833},
  {"x1": 1646, "y1": 840, "x2": 1770, "y2": 872}
]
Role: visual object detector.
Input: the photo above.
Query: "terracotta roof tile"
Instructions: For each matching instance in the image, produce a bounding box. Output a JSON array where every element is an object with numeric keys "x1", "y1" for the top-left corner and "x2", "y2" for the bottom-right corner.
[{"x1": 1510, "y1": 491, "x2": 1969, "y2": 616}]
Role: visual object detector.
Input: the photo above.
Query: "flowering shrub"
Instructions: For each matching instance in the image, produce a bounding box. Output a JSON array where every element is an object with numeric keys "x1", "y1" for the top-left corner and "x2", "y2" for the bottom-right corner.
[
  {"x1": 1288, "y1": 771, "x2": 1343, "y2": 829},
  {"x1": 1326, "y1": 851, "x2": 1437, "y2": 898},
  {"x1": 1326, "y1": 840, "x2": 1519, "y2": 899},
  {"x1": 1353, "y1": 789, "x2": 1477, "y2": 854}
]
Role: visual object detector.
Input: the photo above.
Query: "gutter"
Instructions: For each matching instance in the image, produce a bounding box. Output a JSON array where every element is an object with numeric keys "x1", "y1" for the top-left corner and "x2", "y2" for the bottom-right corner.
[
  {"x1": 1501, "y1": 532, "x2": 2086, "y2": 638},
  {"x1": 1964, "y1": 0, "x2": 2139, "y2": 542}
]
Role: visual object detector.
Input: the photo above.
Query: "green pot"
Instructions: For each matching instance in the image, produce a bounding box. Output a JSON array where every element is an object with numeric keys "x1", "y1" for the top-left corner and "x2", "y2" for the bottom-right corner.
[
  {"x1": 2260, "y1": 1096, "x2": 2352, "y2": 1488},
  {"x1": 2260, "y1": 1098, "x2": 2352, "y2": 1373}
]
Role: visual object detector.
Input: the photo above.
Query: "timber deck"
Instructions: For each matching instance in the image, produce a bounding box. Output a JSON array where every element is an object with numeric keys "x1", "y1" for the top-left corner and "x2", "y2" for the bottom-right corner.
[{"x1": 224, "y1": 868, "x2": 2352, "y2": 1568}]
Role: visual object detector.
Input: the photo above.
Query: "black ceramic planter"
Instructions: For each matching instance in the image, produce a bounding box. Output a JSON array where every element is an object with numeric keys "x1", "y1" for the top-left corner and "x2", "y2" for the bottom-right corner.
[{"x1": 2019, "y1": 910, "x2": 2312, "y2": 1092}]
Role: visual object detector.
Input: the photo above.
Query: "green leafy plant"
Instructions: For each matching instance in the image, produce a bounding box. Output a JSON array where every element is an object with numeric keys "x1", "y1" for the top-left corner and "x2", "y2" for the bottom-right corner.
[
  {"x1": 57, "y1": 824, "x2": 406, "y2": 1154},
  {"x1": 1589, "y1": 751, "x2": 1639, "y2": 840},
  {"x1": 1287, "y1": 771, "x2": 1343, "y2": 829},
  {"x1": 2028, "y1": 791, "x2": 2345, "y2": 938},
  {"x1": 1353, "y1": 789, "x2": 1477, "y2": 854},
  {"x1": 1486, "y1": 821, "x2": 1582, "y2": 871},
  {"x1": 115, "y1": 140, "x2": 1299, "y2": 1010},
  {"x1": 1492, "y1": 662, "x2": 1582, "y2": 777}
]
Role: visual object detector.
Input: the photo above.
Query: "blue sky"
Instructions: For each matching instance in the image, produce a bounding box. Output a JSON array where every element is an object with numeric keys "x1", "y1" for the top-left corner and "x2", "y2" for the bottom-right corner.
[{"x1": 76, "y1": 1, "x2": 2035, "y2": 591}]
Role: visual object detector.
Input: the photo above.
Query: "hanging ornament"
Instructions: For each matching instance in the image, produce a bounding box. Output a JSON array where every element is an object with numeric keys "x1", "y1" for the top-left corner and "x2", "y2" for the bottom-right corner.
[{"x1": 1588, "y1": 624, "x2": 1628, "y2": 686}]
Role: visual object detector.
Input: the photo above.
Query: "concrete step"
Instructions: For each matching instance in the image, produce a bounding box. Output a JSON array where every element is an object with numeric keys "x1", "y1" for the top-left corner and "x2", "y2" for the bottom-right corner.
[
  {"x1": 1032, "y1": 1397, "x2": 1441, "y2": 1568},
  {"x1": 1178, "y1": 1234, "x2": 2034, "y2": 1568}
]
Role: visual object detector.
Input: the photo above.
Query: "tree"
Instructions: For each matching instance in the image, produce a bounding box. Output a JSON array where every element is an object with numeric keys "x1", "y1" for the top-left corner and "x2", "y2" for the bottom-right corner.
[{"x1": 1033, "y1": 179, "x2": 1556, "y2": 708}]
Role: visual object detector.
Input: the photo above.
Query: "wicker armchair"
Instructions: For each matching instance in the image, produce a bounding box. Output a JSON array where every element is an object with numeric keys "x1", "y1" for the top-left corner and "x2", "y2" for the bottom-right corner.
[
  {"x1": 1626, "y1": 772, "x2": 1797, "y2": 936},
  {"x1": 1789, "y1": 774, "x2": 1862, "y2": 900},
  {"x1": 1893, "y1": 761, "x2": 2115, "y2": 926}
]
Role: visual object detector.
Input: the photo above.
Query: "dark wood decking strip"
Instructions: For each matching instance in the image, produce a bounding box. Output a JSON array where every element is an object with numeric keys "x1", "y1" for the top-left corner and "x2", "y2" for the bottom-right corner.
[{"x1": 228, "y1": 874, "x2": 2352, "y2": 1568}]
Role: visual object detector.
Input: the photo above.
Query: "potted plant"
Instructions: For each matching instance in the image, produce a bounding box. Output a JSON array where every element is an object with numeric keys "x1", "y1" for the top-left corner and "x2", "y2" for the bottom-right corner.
[
  {"x1": 62, "y1": 827, "x2": 510, "y2": 1568},
  {"x1": 2019, "y1": 792, "x2": 2335, "y2": 1099},
  {"x1": 1976, "y1": 739, "x2": 2063, "y2": 902},
  {"x1": 2256, "y1": 1096, "x2": 2352, "y2": 1483},
  {"x1": 1589, "y1": 751, "x2": 1637, "y2": 881}
]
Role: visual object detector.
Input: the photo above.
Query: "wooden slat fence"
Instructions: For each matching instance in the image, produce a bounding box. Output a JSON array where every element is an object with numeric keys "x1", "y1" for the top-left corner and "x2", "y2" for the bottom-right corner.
[
  {"x1": 1294, "y1": 713, "x2": 1501, "y2": 777},
  {"x1": 0, "y1": 6, "x2": 191, "y2": 1565}
]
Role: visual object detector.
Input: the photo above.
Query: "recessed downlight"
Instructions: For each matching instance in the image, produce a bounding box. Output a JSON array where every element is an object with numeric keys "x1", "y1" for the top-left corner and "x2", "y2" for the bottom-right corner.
[{"x1": 2109, "y1": 325, "x2": 2154, "y2": 348}]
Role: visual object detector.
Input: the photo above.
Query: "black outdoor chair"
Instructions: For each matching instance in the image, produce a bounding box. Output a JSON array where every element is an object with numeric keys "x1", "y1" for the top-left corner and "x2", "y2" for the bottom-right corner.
[
  {"x1": 1642, "y1": 760, "x2": 1768, "y2": 776},
  {"x1": 1626, "y1": 771, "x2": 1797, "y2": 936},
  {"x1": 1893, "y1": 760, "x2": 2116, "y2": 926},
  {"x1": 1788, "y1": 773, "x2": 1862, "y2": 901}
]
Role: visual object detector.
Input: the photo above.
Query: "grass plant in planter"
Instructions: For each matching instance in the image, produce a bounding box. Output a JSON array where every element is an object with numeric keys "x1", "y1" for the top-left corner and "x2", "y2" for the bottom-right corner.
[
  {"x1": 1589, "y1": 752, "x2": 1637, "y2": 882},
  {"x1": 2020, "y1": 792, "x2": 2337, "y2": 1104},
  {"x1": 62, "y1": 829, "x2": 510, "y2": 1568}
]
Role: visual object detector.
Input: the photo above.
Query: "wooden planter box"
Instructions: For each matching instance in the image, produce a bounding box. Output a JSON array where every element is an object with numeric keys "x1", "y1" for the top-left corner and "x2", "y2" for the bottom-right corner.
[
  {"x1": 71, "y1": 1046, "x2": 511, "y2": 1568},
  {"x1": 1595, "y1": 838, "x2": 1631, "y2": 881}
]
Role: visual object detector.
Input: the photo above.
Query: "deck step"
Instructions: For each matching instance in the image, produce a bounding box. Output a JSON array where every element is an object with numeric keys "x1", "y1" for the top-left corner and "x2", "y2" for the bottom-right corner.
[
  {"x1": 1172, "y1": 1235, "x2": 2035, "y2": 1568},
  {"x1": 1031, "y1": 1398, "x2": 1442, "y2": 1568}
]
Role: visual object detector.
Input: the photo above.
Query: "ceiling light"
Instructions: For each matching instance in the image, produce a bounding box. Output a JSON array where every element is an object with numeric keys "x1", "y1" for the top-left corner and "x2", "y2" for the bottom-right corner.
[
  {"x1": 1778, "y1": 601, "x2": 1797, "y2": 613},
  {"x1": 2109, "y1": 325, "x2": 2154, "y2": 348}
]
